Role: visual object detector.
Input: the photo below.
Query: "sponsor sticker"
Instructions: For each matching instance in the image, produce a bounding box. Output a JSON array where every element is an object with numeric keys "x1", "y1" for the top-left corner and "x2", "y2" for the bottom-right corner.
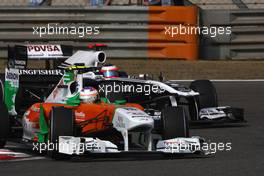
[
  {"x1": 19, "y1": 69, "x2": 64, "y2": 76},
  {"x1": 27, "y1": 45, "x2": 63, "y2": 58}
]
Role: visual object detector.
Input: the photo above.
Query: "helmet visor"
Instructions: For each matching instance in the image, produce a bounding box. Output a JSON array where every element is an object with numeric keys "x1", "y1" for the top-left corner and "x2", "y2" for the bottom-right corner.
[{"x1": 103, "y1": 71, "x2": 119, "y2": 78}]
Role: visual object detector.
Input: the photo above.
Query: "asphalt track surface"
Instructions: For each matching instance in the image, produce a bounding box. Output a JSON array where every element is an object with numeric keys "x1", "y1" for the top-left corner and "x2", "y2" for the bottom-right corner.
[{"x1": 1, "y1": 81, "x2": 264, "y2": 176}]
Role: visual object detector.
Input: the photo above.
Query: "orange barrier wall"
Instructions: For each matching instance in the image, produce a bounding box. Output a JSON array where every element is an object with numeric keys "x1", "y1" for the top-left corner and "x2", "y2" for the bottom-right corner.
[{"x1": 148, "y1": 6, "x2": 198, "y2": 60}]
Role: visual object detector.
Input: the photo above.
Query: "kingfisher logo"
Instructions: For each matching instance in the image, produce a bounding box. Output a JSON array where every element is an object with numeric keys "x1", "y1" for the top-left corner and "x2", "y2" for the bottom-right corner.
[{"x1": 19, "y1": 69, "x2": 64, "y2": 76}]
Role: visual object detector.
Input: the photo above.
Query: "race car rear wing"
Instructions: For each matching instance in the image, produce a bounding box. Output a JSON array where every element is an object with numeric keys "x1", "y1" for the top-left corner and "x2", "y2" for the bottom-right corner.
[{"x1": 8, "y1": 44, "x2": 73, "y2": 69}]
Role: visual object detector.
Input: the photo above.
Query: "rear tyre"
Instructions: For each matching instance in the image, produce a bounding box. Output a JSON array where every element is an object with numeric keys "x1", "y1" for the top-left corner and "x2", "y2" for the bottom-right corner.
[
  {"x1": 161, "y1": 107, "x2": 189, "y2": 140},
  {"x1": 190, "y1": 80, "x2": 218, "y2": 109},
  {"x1": 48, "y1": 107, "x2": 75, "y2": 160},
  {"x1": 0, "y1": 80, "x2": 3, "y2": 103},
  {"x1": 0, "y1": 102, "x2": 9, "y2": 148}
]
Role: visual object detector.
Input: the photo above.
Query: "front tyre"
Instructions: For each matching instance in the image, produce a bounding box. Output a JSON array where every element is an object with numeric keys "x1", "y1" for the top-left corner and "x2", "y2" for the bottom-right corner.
[
  {"x1": 161, "y1": 107, "x2": 189, "y2": 140},
  {"x1": 190, "y1": 80, "x2": 218, "y2": 109},
  {"x1": 0, "y1": 102, "x2": 9, "y2": 148},
  {"x1": 48, "y1": 107, "x2": 75, "y2": 160}
]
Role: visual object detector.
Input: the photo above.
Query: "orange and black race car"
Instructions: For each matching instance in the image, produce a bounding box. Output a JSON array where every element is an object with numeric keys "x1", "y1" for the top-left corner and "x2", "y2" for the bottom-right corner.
[
  {"x1": 0, "y1": 46, "x2": 207, "y2": 159},
  {"x1": 1, "y1": 70, "x2": 206, "y2": 159}
]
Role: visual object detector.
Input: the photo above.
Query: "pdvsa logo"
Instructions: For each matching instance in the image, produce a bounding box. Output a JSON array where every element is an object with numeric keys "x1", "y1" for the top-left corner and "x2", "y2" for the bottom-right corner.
[{"x1": 27, "y1": 45, "x2": 61, "y2": 52}]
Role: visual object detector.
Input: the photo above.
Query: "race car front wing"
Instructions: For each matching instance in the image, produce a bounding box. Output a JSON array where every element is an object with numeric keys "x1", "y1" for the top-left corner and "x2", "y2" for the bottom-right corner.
[
  {"x1": 58, "y1": 136, "x2": 209, "y2": 156},
  {"x1": 190, "y1": 106, "x2": 246, "y2": 127}
]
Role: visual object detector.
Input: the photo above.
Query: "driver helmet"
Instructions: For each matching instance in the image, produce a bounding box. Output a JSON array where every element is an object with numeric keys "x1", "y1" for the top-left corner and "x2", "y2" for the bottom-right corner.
[
  {"x1": 100, "y1": 64, "x2": 119, "y2": 78},
  {"x1": 79, "y1": 87, "x2": 98, "y2": 103}
]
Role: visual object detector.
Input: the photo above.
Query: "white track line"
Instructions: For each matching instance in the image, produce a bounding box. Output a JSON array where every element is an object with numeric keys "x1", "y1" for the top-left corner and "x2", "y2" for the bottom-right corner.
[
  {"x1": 0, "y1": 149, "x2": 45, "y2": 162},
  {"x1": 170, "y1": 79, "x2": 264, "y2": 82},
  {"x1": 0, "y1": 151, "x2": 30, "y2": 157},
  {"x1": 0, "y1": 156, "x2": 45, "y2": 162}
]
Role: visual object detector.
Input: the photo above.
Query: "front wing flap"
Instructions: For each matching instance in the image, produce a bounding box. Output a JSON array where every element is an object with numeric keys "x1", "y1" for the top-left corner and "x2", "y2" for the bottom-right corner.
[
  {"x1": 58, "y1": 136, "x2": 210, "y2": 156},
  {"x1": 190, "y1": 106, "x2": 246, "y2": 127}
]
